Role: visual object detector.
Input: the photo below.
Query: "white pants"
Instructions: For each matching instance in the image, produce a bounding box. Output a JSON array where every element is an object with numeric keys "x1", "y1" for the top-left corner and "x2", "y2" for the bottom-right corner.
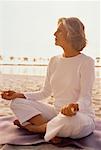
[{"x1": 10, "y1": 98, "x2": 95, "y2": 142}]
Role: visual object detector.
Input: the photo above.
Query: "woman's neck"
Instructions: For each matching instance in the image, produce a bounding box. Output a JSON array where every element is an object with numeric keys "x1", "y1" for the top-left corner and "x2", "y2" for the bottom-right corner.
[
  {"x1": 63, "y1": 47, "x2": 81, "y2": 58},
  {"x1": 63, "y1": 51, "x2": 81, "y2": 58}
]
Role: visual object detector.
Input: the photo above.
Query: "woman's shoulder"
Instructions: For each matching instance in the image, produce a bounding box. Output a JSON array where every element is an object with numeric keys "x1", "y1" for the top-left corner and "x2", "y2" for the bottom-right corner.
[
  {"x1": 80, "y1": 53, "x2": 95, "y2": 68},
  {"x1": 49, "y1": 53, "x2": 95, "y2": 65},
  {"x1": 80, "y1": 53, "x2": 95, "y2": 63},
  {"x1": 49, "y1": 55, "x2": 61, "y2": 63}
]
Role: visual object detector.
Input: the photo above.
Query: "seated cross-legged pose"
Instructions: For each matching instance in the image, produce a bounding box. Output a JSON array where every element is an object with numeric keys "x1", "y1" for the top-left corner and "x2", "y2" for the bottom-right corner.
[{"x1": 1, "y1": 17, "x2": 95, "y2": 144}]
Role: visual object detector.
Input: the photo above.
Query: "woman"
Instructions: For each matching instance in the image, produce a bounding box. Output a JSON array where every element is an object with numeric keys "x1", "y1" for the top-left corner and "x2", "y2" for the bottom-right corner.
[{"x1": 1, "y1": 17, "x2": 95, "y2": 143}]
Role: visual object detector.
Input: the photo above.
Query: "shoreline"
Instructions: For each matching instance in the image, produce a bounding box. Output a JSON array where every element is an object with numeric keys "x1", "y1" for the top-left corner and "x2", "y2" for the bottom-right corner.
[
  {"x1": 0, "y1": 72, "x2": 101, "y2": 79},
  {"x1": 0, "y1": 63, "x2": 101, "y2": 67},
  {"x1": 0, "y1": 64, "x2": 48, "y2": 66}
]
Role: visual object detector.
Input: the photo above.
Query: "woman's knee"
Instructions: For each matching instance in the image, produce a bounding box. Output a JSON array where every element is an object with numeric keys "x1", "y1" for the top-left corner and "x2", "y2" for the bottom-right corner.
[{"x1": 10, "y1": 98, "x2": 26, "y2": 110}]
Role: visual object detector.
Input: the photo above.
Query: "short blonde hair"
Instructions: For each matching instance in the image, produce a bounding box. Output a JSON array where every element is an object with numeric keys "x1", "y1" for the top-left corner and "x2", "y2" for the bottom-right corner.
[{"x1": 58, "y1": 17, "x2": 87, "y2": 51}]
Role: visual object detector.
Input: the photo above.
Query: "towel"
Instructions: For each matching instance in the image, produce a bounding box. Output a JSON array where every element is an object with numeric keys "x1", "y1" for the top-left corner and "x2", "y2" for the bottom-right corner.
[{"x1": 0, "y1": 115, "x2": 101, "y2": 149}]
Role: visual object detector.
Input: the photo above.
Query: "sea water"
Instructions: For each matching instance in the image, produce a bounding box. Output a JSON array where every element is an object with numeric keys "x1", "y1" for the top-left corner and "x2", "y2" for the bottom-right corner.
[{"x1": 0, "y1": 65, "x2": 101, "y2": 78}]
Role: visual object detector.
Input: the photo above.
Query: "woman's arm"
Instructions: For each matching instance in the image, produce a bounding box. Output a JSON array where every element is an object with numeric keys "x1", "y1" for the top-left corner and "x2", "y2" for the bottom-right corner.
[
  {"x1": 23, "y1": 57, "x2": 55, "y2": 101},
  {"x1": 77, "y1": 57, "x2": 95, "y2": 112},
  {"x1": 60, "y1": 57, "x2": 95, "y2": 116}
]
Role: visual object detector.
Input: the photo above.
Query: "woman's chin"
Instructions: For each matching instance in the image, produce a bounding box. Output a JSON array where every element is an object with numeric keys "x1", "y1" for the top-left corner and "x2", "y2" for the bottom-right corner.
[{"x1": 55, "y1": 41, "x2": 59, "y2": 46}]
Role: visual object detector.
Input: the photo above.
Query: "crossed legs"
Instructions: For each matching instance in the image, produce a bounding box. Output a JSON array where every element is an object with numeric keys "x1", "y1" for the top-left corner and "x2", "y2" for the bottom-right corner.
[
  {"x1": 14, "y1": 114, "x2": 62, "y2": 144},
  {"x1": 11, "y1": 99, "x2": 62, "y2": 143}
]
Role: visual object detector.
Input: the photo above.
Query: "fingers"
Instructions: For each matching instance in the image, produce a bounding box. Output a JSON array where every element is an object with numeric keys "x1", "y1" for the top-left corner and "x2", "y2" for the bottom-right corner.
[
  {"x1": 68, "y1": 103, "x2": 79, "y2": 112},
  {"x1": 1, "y1": 93, "x2": 12, "y2": 100},
  {"x1": 3, "y1": 90, "x2": 16, "y2": 96},
  {"x1": 1, "y1": 90, "x2": 16, "y2": 100},
  {"x1": 76, "y1": 104, "x2": 79, "y2": 111},
  {"x1": 68, "y1": 106, "x2": 76, "y2": 116},
  {"x1": 61, "y1": 103, "x2": 79, "y2": 116},
  {"x1": 61, "y1": 105, "x2": 76, "y2": 116}
]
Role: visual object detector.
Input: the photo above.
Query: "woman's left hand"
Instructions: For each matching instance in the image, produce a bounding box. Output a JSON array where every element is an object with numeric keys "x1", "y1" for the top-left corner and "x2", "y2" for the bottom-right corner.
[{"x1": 61, "y1": 103, "x2": 79, "y2": 116}]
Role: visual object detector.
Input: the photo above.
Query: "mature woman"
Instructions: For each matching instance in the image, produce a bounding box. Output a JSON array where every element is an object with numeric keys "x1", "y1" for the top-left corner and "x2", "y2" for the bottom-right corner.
[{"x1": 1, "y1": 17, "x2": 95, "y2": 143}]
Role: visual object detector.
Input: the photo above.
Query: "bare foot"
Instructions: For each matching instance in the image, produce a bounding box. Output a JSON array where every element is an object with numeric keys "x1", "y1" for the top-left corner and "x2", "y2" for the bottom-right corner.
[
  {"x1": 50, "y1": 136, "x2": 62, "y2": 144},
  {"x1": 13, "y1": 119, "x2": 25, "y2": 129}
]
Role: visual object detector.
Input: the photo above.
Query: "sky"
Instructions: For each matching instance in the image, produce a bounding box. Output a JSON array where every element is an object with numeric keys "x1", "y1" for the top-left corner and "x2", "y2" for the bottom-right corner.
[{"x1": 0, "y1": 0, "x2": 100, "y2": 60}]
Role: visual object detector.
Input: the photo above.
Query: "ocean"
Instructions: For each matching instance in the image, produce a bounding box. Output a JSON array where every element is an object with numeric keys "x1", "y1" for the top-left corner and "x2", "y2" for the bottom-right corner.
[{"x1": 0, "y1": 64, "x2": 101, "y2": 78}]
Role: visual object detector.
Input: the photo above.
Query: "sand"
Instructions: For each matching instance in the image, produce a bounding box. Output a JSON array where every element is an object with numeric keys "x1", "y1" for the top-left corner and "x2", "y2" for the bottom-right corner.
[{"x1": 0, "y1": 74, "x2": 101, "y2": 150}]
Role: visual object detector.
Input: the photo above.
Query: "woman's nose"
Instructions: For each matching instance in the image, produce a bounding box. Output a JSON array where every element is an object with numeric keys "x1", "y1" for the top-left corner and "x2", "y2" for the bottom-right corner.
[
  {"x1": 54, "y1": 32, "x2": 56, "y2": 36},
  {"x1": 54, "y1": 31, "x2": 57, "y2": 36}
]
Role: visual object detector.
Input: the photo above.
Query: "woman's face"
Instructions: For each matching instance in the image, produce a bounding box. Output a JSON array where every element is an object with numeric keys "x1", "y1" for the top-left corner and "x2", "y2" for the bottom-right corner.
[{"x1": 54, "y1": 22, "x2": 68, "y2": 47}]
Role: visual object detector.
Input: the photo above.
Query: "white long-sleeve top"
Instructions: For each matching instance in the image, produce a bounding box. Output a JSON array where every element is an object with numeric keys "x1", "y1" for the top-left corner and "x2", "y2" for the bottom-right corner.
[{"x1": 24, "y1": 53, "x2": 95, "y2": 118}]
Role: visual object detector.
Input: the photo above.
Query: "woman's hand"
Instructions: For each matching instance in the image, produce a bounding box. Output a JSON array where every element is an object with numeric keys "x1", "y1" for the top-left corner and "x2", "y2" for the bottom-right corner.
[
  {"x1": 1, "y1": 90, "x2": 26, "y2": 100},
  {"x1": 61, "y1": 103, "x2": 79, "y2": 116}
]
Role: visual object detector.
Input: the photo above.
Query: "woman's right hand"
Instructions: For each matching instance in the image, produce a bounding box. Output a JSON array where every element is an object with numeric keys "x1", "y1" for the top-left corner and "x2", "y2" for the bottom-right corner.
[{"x1": 1, "y1": 90, "x2": 26, "y2": 100}]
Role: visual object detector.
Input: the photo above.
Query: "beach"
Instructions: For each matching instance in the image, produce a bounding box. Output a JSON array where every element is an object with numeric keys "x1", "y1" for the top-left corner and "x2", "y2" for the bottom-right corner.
[{"x1": 0, "y1": 74, "x2": 101, "y2": 150}]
